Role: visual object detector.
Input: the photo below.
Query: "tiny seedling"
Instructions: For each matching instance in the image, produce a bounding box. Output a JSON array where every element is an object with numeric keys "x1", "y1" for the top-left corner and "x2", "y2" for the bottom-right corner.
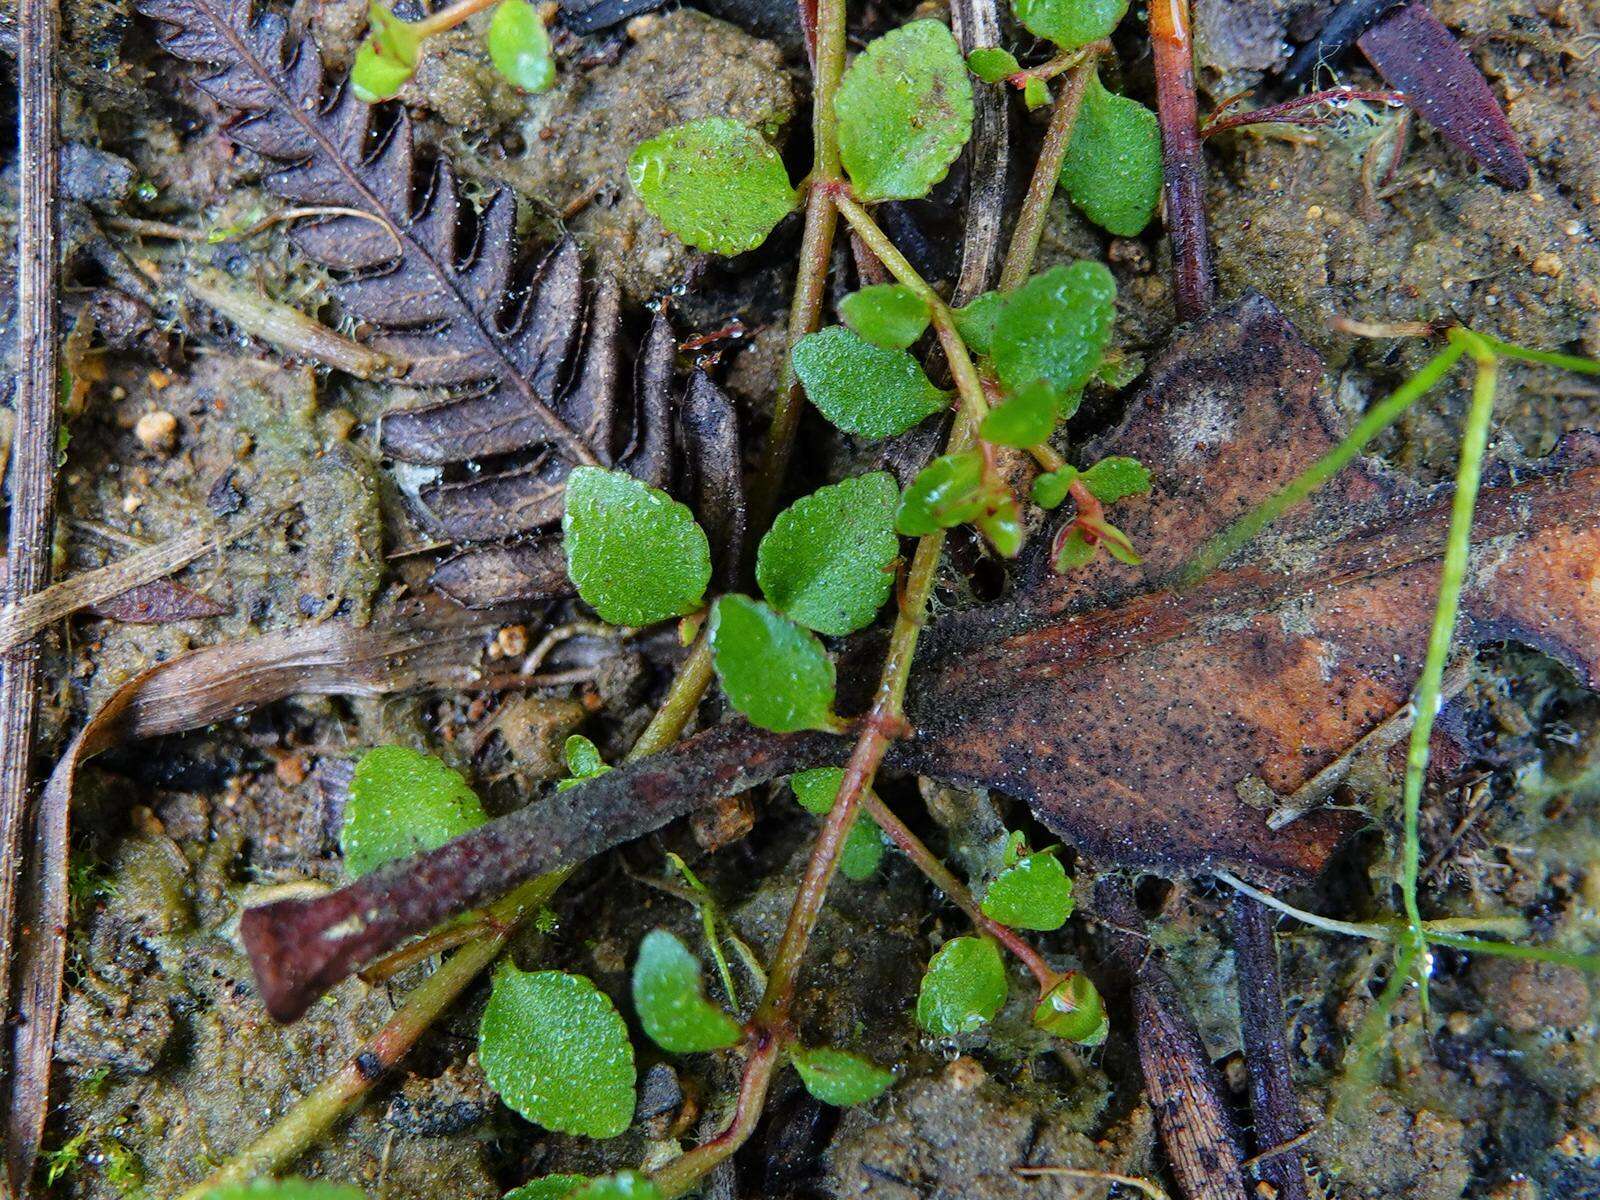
[{"x1": 351, "y1": 0, "x2": 556, "y2": 102}]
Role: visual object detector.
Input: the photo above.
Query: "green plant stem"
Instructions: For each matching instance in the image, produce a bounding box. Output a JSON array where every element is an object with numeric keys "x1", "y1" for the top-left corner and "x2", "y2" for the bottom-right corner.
[
  {"x1": 745, "y1": 0, "x2": 847, "y2": 538},
  {"x1": 997, "y1": 51, "x2": 1099, "y2": 293},
  {"x1": 652, "y1": 324, "x2": 987, "y2": 1200},
  {"x1": 173, "y1": 876, "x2": 556, "y2": 1200},
  {"x1": 1215, "y1": 870, "x2": 1528, "y2": 943},
  {"x1": 176, "y1": 641, "x2": 717, "y2": 1196},
  {"x1": 1180, "y1": 339, "x2": 1470, "y2": 586},
  {"x1": 1473, "y1": 335, "x2": 1600, "y2": 375},
  {"x1": 861, "y1": 792, "x2": 1058, "y2": 992},
  {"x1": 1398, "y1": 330, "x2": 1498, "y2": 1000}
]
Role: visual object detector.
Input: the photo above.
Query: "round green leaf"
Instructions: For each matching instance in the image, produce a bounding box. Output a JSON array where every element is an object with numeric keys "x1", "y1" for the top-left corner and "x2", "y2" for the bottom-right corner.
[
  {"x1": 792, "y1": 327, "x2": 948, "y2": 438},
  {"x1": 896, "y1": 451, "x2": 987, "y2": 536},
  {"x1": 980, "y1": 379, "x2": 1060, "y2": 448},
  {"x1": 839, "y1": 284, "x2": 931, "y2": 350},
  {"x1": 479, "y1": 966, "x2": 636, "y2": 1138},
  {"x1": 952, "y1": 291, "x2": 1005, "y2": 355},
  {"x1": 571, "y1": 1176, "x2": 660, "y2": 1200},
  {"x1": 1032, "y1": 465, "x2": 1079, "y2": 510},
  {"x1": 916, "y1": 936, "x2": 1008, "y2": 1036},
  {"x1": 840, "y1": 816, "x2": 886, "y2": 881},
  {"x1": 791, "y1": 1046, "x2": 895, "y2": 1106},
  {"x1": 981, "y1": 851, "x2": 1074, "y2": 930},
  {"x1": 632, "y1": 930, "x2": 742, "y2": 1054},
  {"x1": 1080, "y1": 455, "x2": 1151, "y2": 503},
  {"x1": 991, "y1": 262, "x2": 1116, "y2": 398},
  {"x1": 198, "y1": 1182, "x2": 367, "y2": 1200},
  {"x1": 966, "y1": 46, "x2": 1020, "y2": 83},
  {"x1": 563, "y1": 466, "x2": 712, "y2": 627},
  {"x1": 1023, "y1": 76, "x2": 1050, "y2": 111},
  {"x1": 791, "y1": 766, "x2": 845, "y2": 815},
  {"x1": 836, "y1": 21, "x2": 975, "y2": 201},
  {"x1": 341, "y1": 746, "x2": 487, "y2": 877},
  {"x1": 627, "y1": 117, "x2": 797, "y2": 256},
  {"x1": 975, "y1": 492, "x2": 1024, "y2": 558},
  {"x1": 1032, "y1": 972, "x2": 1108, "y2": 1045},
  {"x1": 709, "y1": 595, "x2": 838, "y2": 733},
  {"x1": 756, "y1": 472, "x2": 900, "y2": 636},
  {"x1": 487, "y1": 0, "x2": 555, "y2": 93},
  {"x1": 557, "y1": 734, "x2": 611, "y2": 791},
  {"x1": 1059, "y1": 73, "x2": 1161, "y2": 237},
  {"x1": 505, "y1": 1177, "x2": 590, "y2": 1200},
  {"x1": 1013, "y1": 0, "x2": 1128, "y2": 49}
]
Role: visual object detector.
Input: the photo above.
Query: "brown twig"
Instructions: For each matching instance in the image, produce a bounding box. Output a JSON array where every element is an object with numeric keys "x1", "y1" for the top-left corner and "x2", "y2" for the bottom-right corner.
[
  {"x1": 1201, "y1": 87, "x2": 1408, "y2": 137},
  {"x1": 1149, "y1": 0, "x2": 1215, "y2": 320},
  {"x1": 1, "y1": 0, "x2": 62, "y2": 1186},
  {"x1": 1229, "y1": 896, "x2": 1313, "y2": 1200},
  {"x1": 949, "y1": 0, "x2": 1010, "y2": 303},
  {"x1": 998, "y1": 49, "x2": 1101, "y2": 292},
  {"x1": 1095, "y1": 879, "x2": 1250, "y2": 1200}
]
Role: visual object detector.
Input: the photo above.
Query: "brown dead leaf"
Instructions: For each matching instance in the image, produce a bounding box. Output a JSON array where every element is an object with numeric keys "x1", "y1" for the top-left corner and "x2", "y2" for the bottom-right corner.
[
  {"x1": 87, "y1": 577, "x2": 231, "y2": 623},
  {"x1": 903, "y1": 292, "x2": 1600, "y2": 884}
]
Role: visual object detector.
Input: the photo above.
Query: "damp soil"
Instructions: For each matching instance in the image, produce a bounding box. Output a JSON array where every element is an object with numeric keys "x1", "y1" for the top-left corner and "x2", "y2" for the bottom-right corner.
[{"x1": 5, "y1": 0, "x2": 1600, "y2": 1196}]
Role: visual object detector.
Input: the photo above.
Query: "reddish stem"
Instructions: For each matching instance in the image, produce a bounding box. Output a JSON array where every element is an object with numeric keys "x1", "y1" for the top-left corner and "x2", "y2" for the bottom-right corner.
[
  {"x1": 1202, "y1": 87, "x2": 1408, "y2": 137},
  {"x1": 1150, "y1": 0, "x2": 1214, "y2": 320}
]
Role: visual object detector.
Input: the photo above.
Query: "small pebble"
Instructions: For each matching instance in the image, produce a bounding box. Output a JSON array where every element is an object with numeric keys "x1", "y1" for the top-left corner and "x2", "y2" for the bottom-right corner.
[
  {"x1": 496, "y1": 624, "x2": 529, "y2": 658},
  {"x1": 1532, "y1": 252, "x2": 1564, "y2": 278},
  {"x1": 135, "y1": 409, "x2": 179, "y2": 453}
]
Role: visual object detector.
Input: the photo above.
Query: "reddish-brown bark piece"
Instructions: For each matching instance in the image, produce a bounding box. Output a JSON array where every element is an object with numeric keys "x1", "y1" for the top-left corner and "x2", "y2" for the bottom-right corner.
[
  {"x1": 1358, "y1": 3, "x2": 1530, "y2": 190},
  {"x1": 240, "y1": 293, "x2": 1600, "y2": 1021},
  {"x1": 903, "y1": 292, "x2": 1600, "y2": 884}
]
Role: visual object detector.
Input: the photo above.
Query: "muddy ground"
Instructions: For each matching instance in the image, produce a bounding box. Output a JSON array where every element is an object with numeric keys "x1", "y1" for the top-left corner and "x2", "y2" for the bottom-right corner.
[{"x1": 3, "y1": 0, "x2": 1600, "y2": 1195}]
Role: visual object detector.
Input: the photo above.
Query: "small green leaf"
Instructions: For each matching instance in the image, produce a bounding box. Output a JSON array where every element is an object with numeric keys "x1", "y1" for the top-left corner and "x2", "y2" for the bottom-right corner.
[
  {"x1": 975, "y1": 492, "x2": 1024, "y2": 558},
  {"x1": 791, "y1": 1046, "x2": 895, "y2": 1106},
  {"x1": 952, "y1": 291, "x2": 1005, "y2": 355},
  {"x1": 570, "y1": 1175, "x2": 660, "y2": 1200},
  {"x1": 1032, "y1": 972, "x2": 1108, "y2": 1045},
  {"x1": 1053, "y1": 525, "x2": 1097, "y2": 571},
  {"x1": 709, "y1": 595, "x2": 838, "y2": 733},
  {"x1": 1059, "y1": 72, "x2": 1161, "y2": 236},
  {"x1": 1013, "y1": 0, "x2": 1128, "y2": 49},
  {"x1": 505, "y1": 1177, "x2": 590, "y2": 1200},
  {"x1": 836, "y1": 20, "x2": 974, "y2": 201},
  {"x1": 632, "y1": 930, "x2": 743, "y2": 1054},
  {"x1": 839, "y1": 284, "x2": 931, "y2": 351},
  {"x1": 916, "y1": 936, "x2": 1008, "y2": 1036},
  {"x1": 557, "y1": 734, "x2": 611, "y2": 791},
  {"x1": 790, "y1": 767, "x2": 882, "y2": 879},
  {"x1": 197, "y1": 1182, "x2": 368, "y2": 1200},
  {"x1": 981, "y1": 850, "x2": 1074, "y2": 930},
  {"x1": 628, "y1": 117, "x2": 798, "y2": 256},
  {"x1": 341, "y1": 746, "x2": 487, "y2": 877},
  {"x1": 980, "y1": 379, "x2": 1059, "y2": 448},
  {"x1": 488, "y1": 0, "x2": 555, "y2": 93},
  {"x1": 757, "y1": 472, "x2": 900, "y2": 637},
  {"x1": 563, "y1": 466, "x2": 712, "y2": 627},
  {"x1": 1023, "y1": 76, "x2": 1050, "y2": 111},
  {"x1": 351, "y1": 4, "x2": 420, "y2": 102},
  {"x1": 840, "y1": 816, "x2": 886, "y2": 880},
  {"x1": 896, "y1": 451, "x2": 987, "y2": 536},
  {"x1": 1031, "y1": 465, "x2": 1079, "y2": 510},
  {"x1": 966, "y1": 46, "x2": 1020, "y2": 83},
  {"x1": 1099, "y1": 519, "x2": 1142, "y2": 564},
  {"x1": 792, "y1": 327, "x2": 948, "y2": 438},
  {"x1": 791, "y1": 766, "x2": 845, "y2": 815},
  {"x1": 1080, "y1": 456, "x2": 1151, "y2": 503},
  {"x1": 992, "y1": 261, "x2": 1115, "y2": 398},
  {"x1": 1096, "y1": 350, "x2": 1144, "y2": 390},
  {"x1": 479, "y1": 966, "x2": 636, "y2": 1138}
]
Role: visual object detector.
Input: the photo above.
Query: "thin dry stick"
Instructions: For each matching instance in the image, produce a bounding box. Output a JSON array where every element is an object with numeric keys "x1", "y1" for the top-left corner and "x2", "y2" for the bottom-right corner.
[
  {"x1": 0, "y1": 0, "x2": 61, "y2": 1188},
  {"x1": 998, "y1": 50, "x2": 1100, "y2": 293},
  {"x1": 0, "y1": 510, "x2": 282, "y2": 654}
]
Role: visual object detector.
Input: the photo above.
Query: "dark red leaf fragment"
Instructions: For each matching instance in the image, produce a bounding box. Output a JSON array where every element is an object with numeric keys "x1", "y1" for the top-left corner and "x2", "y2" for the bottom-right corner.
[{"x1": 1358, "y1": 3, "x2": 1530, "y2": 189}]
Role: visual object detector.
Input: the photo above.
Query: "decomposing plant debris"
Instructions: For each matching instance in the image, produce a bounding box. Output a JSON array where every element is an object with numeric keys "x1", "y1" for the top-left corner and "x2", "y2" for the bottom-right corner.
[{"x1": 5, "y1": 0, "x2": 1600, "y2": 1195}]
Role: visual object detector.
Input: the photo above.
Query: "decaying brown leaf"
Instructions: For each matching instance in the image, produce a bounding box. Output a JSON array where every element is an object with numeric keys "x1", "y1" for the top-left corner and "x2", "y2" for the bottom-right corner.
[
  {"x1": 238, "y1": 292, "x2": 1600, "y2": 1021},
  {"x1": 86, "y1": 577, "x2": 231, "y2": 623}
]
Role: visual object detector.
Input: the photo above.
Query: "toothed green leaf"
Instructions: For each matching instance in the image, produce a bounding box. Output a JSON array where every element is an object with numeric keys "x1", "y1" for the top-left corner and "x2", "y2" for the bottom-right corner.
[
  {"x1": 341, "y1": 746, "x2": 487, "y2": 877},
  {"x1": 487, "y1": 0, "x2": 555, "y2": 92},
  {"x1": 916, "y1": 936, "x2": 1008, "y2": 1036},
  {"x1": 791, "y1": 1046, "x2": 896, "y2": 1106},
  {"x1": 1060, "y1": 72, "x2": 1161, "y2": 236},
  {"x1": 628, "y1": 118, "x2": 797, "y2": 256},
  {"x1": 793, "y1": 327, "x2": 948, "y2": 438},
  {"x1": 840, "y1": 284, "x2": 931, "y2": 350},
  {"x1": 632, "y1": 930, "x2": 742, "y2": 1054},
  {"x1": 709, "y1": 595, "x2": 838, "y2": 733},
  {"x1": 757, "y1": 472, "x2": 900, "y2": 636}
]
